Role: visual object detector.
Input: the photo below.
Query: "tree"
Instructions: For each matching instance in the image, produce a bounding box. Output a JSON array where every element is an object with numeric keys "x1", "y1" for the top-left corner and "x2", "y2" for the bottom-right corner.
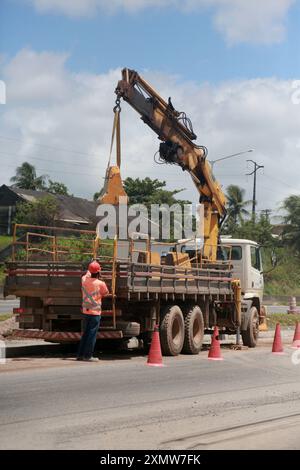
[
  {"x1": 123, "y1": 177, "x2": 189, "y2": 207},
  {"x1": 48, "y1": 180, "x2": 69, "y2": 196},
  {"x1": 226, "y1": 185, "x2": 251, "y2": 225},
  {"x1": 10, "y1": 162, "x2": 48, "y2": 190},
  {"x1": 94, "y1": 191, "x2": 101, "y2": 201},
  {"x1": 14, "y1": 196, "x2": 60, "y2": 227},
  {"x1": 230, "y1": 216, "x2": 275, "y2": 247},
  {"x1": 94, "y1": 177, "x2": 190, "y2": 206},
  {"x1": 282, "y1": 195, "x2": 300, "y2": 253}
]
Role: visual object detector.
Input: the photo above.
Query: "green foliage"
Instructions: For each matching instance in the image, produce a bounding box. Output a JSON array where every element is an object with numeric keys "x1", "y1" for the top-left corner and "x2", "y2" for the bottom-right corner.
[
  {"x1": 14, "y1": 234, "x2": 113, "y2": 263},
  {"x1": 10, "y1": 162, "x2": 70, "y2": 196},
  {"x1": 14, "y1": 195, "x2": 60, "y2": 227},
  {"x1": 223, "y1": 215, "x2": 276, "y2": 247},
  {"x1": 47, "y1": 180, "x2": 69, "y2": 195},
  {"x1": 10, "y1": 162, "x2": 48, "y2": 190},
  {"x1": 263, "y1": 247, "x2": 300, "y2": 296},
  {"x1": 226, "y1": 185, "x2": 251, "y2": 225},
  {"x1": 267, "y1": 313, "x2": 300, "y2": 328},
  {"x1": 94, "y1": 191, "x2": 101, "y2": 201},
  {"x1": 281, "y1": 195, "x2": 300, "y2": 253},
  {"x1": 0, "y1": 236, "x2": 12, "y2": 251},
  {"x1": 123, "y1": 177, "x2": 190, "y2": 207},
  {"x1": 0, "y1": 313, "x2": 13, "y2": 322},
  {"x1": 0, "y1": 265, "x2": 5, "y2": 285}
]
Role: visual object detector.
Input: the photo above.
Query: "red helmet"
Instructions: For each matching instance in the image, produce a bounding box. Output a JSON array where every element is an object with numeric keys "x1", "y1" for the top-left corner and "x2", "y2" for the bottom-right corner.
[{"x1": 88, "y1": 261, "x2": 101, "y2": 274}]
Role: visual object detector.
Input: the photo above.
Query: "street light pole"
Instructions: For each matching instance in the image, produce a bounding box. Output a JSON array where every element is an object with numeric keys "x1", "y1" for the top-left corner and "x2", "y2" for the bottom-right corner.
[
  {"x1": 210, "y1": 149, "x2": 254, "y2": 169},
  {"x1": 246, "y1": 160, "x2": 264, "y2": 222}
]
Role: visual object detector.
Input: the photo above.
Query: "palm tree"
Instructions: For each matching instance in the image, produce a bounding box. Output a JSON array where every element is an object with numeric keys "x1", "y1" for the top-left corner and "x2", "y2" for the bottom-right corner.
[
  {"x1": 10, "y1": 162, "x2": 48, "y2": 190},
  {"x1": 226, "y1": 185, "x2": 251, "y2": 225}
]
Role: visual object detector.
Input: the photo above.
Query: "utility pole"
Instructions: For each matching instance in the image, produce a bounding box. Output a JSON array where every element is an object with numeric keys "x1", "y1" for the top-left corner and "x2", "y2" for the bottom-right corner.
[
  {"x1": 246, "y1": 160, "x2": 264, "y2": 222},
  {"x1": 260, "y1": 209, "x2": 272, "y2": 221}
]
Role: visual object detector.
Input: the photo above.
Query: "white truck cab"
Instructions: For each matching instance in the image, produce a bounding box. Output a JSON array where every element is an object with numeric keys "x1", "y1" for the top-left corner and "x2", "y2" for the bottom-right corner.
[
  {"x1": 178, "y1": 237, "x2": 266, "y2": 347},
  {"x1": 220, "y1": 238, "x2": 264, "y2": 314}
]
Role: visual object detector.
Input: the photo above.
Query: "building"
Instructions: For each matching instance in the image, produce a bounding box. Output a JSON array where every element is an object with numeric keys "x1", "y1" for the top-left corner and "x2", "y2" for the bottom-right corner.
[{"x1": 0, "y1": 184, "x2": 97, "y2": 235}]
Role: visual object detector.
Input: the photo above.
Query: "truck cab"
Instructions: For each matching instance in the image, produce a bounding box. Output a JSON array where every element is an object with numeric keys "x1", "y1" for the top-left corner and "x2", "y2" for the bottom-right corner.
[
  {"x1": 178, "y1": 236, "x2": 266, "y2": 347},
  {"x1": 179, "y1": 237, "x2": 264, "y2": 315},
  {"x1": 220, "y1": 238, "x2": 264, "y2": 315}
]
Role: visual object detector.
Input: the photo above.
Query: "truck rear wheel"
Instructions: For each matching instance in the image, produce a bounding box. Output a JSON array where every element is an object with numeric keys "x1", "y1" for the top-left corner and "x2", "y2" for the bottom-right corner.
[
  {"x1": 160, "y1": 305, "x2": 184, "y2": 356},
  {"x1": 182, "y1": 305, "x2": 204, "y2": 354},
  {"x1": 242, "y1": 306, "x2": 259, "y2": 348}
]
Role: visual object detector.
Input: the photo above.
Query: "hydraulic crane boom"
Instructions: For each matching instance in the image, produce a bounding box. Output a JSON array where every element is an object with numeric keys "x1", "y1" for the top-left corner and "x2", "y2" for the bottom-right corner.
[{"x1": 115, "y1": 68, "x2": 227, "y2": 261}]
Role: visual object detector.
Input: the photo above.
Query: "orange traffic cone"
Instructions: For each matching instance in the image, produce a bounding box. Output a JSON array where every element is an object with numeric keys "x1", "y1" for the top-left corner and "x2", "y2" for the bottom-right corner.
[
  {"x1": 147, "y1": 325, "x2": 164, "y2": 367},
  {"x1": 208, "y1": 326, "x2": 224, "y2": 361},
  {"x1": 292, "y1": 322, "x2": 300, "y2": 349},
  {"x1": 272, "y1": 323, "x2": 284, "y2": 355}
]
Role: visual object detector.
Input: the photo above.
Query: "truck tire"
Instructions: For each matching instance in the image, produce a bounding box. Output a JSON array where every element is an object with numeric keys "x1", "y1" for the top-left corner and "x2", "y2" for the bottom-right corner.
[
  {"x1": 241, "y1": 306, "x2": 259, "y2": 348},
  {"x1": 160, "y1": 305, "x2": 184, "y2": 356},
  {"x1": 182, "y1": 305, "x2": 204, "y2": 354}
]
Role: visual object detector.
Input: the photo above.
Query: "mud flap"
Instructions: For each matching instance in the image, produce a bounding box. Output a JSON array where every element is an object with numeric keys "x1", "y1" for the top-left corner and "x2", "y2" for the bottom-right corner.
[{"x1": 241, "y1": 300, "x2": 254, "y2": 331}]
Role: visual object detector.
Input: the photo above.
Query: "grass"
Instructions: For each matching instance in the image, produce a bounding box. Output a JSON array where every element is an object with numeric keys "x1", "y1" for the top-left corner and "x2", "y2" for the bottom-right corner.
[
  {"x1": 267, "y1": 313, "x2": 300, "y2": 328},
  {"x1": 0, "y1": 235, "x2": 12, "y2": 251},
  {"x1": 263, "y1": 248, "x2": 300, "y2": 296},
  {"x1": 0, "y1": 265, "x2": 5, "y2": 286},
  {"x1": 0, "y1": 313, "x2": 13, "y2": 322}
]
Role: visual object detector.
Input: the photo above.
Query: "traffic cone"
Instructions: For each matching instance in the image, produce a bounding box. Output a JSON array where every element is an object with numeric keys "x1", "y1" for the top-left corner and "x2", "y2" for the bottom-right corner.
[
  {"x1": 147, "y1": 325, "x2": 164, "y2": 367},
  {"x1": 208, "y1": 326, "x2": 224, "y2": 361},
  {"x1": 272, "y1": 323, "x2": 284, "y2": 355},
  {"x1": 291, "y1": 322, "x2": 300, "y2": 349}
]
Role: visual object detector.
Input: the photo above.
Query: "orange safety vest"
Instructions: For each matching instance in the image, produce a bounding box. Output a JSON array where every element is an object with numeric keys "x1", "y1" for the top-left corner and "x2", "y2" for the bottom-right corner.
[{"x1": 81, "y1": 273, "x2": 109, "y2": 316}]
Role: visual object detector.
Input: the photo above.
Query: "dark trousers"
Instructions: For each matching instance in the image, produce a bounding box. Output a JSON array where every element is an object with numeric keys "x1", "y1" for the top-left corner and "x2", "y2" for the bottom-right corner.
[{"x1": 77, "y1": 314, "x2": 101, "y2": 359}]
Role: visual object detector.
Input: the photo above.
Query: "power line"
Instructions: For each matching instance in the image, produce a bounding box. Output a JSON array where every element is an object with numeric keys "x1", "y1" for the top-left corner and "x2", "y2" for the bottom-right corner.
[
  {"x1": 0, "y1": 149, "x2": 107, "y2": 170},
  {"x1": 0, "y1": 135, "x2": 102, "y2": 159},
  {"x1": 263, "y1": 173, "x2": 296, "y2": 190}
]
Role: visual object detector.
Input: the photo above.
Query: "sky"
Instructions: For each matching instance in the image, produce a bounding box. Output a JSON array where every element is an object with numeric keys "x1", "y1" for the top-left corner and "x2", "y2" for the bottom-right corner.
[{"x1": 0, "y1": 0, "x2": 300, "y2": 217}]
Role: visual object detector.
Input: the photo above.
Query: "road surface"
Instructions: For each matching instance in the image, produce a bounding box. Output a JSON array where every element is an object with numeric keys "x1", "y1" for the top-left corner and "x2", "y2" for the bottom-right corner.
[
  {"x1": 267, "y1": 305, "x2": 289, "y2": 314},
  {"x1": 1, "y1": 337, "x2": 300, "y2": 450},
  {"x1": 0, "y1": 299, "x2": 19, "y2": 315}
]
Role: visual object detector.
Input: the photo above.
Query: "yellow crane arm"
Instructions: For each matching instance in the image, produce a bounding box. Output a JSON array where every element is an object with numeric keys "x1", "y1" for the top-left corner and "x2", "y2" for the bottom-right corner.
[{"x1": 116, "y1": 68, "x2": 227, "y2": 261}]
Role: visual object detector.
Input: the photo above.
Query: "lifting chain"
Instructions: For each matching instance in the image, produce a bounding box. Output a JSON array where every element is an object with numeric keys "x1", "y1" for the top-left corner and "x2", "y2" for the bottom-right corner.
[{"x1": 113, "y1": 95, "x2": 122, "y2": 114}]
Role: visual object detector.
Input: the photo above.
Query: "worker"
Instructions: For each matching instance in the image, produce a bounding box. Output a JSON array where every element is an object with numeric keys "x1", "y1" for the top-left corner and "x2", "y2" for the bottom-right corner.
[{"x1": 77, "y1": 260, "x2": 109, "y2": 362}]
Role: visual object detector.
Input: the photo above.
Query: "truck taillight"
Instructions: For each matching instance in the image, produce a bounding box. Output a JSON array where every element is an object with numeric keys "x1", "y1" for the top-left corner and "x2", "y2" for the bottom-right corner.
[{"x1": 13, "y1": 308, "x2": 25, "y2": 314}]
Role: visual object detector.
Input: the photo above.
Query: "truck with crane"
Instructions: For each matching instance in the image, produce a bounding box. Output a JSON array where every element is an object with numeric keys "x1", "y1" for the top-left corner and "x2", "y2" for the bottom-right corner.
[{"x1": 3, "y1": 68, "x2": 267, "y2": 355}]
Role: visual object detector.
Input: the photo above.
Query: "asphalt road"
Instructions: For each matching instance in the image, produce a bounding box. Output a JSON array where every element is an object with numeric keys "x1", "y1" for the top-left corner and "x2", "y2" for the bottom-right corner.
[
  {"x1": 1, "y1": 339, "x2": 300, "y2": 450},
  {"x1": 0, "y1": 299, "x2": 19, "y2": 315},
  {"x1": 268, "y1": 305, "x2": 289, "y2": 314}
]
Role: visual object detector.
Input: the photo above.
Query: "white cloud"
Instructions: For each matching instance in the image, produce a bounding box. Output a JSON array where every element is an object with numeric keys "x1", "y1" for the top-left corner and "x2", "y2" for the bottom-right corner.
[
  {"x1": 1, "y1": 48, "x2": 299, "y2": 215},
  {"x1": 211, "y1": 0, "x2": 295, "y2": 45},
  {"x1": 24, "y1": 0, "x2": 296, "y2": 44}
]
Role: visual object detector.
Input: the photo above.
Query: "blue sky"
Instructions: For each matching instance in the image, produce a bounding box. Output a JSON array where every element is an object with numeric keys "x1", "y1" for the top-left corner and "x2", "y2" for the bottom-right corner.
[
  {"x1": 1, "y1": 0, "x2": 300, "y2": 82},
  {"x1": 0, "y1": 0, "x2": 299, "y2": 212}
]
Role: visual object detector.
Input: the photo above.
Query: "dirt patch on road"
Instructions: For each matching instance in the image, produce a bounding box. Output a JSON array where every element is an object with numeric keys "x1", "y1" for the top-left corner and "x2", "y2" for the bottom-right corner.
[{"x1": 0, "y1": 357, "x2": 86, "y2": 373}]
